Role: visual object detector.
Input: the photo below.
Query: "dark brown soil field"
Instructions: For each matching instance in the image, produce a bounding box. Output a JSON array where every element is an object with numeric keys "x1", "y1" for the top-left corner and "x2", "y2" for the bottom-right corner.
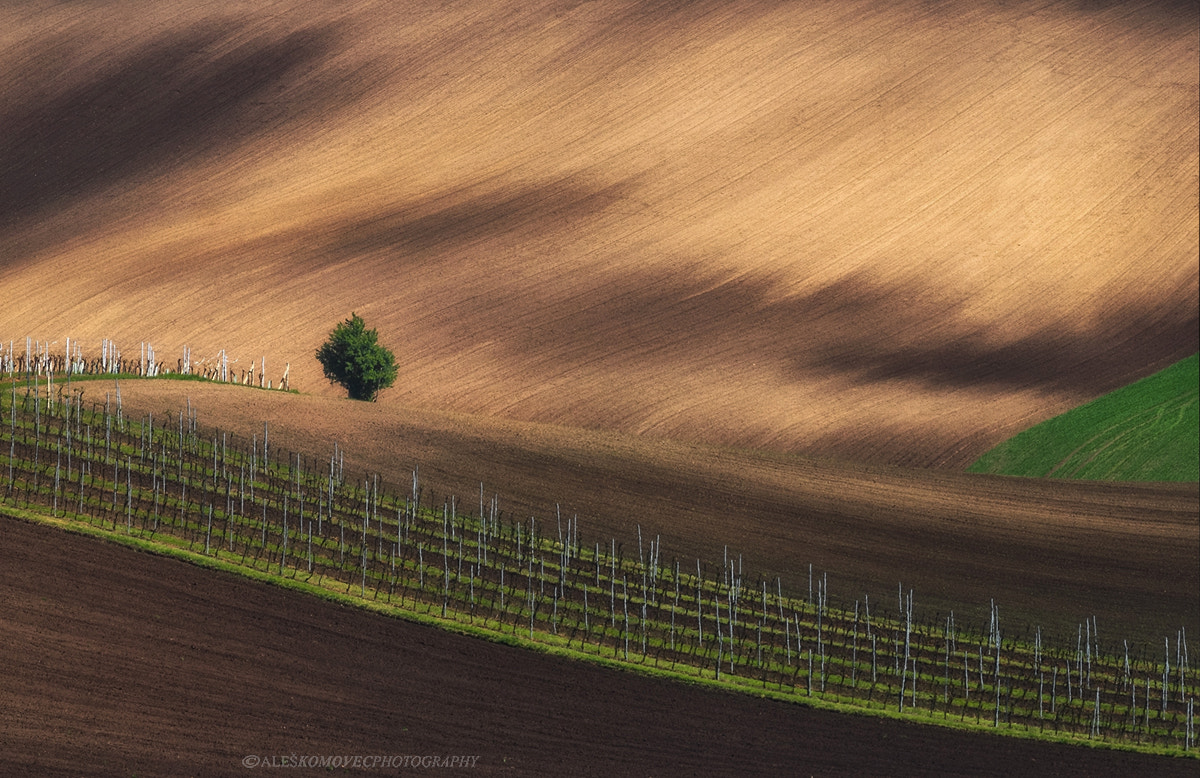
[
  {"x1": 3, "y1": 515, "x2": 1196, "y2": 777},
  {"x1": 110, "y1": 381, "x2": 1200, "y2": 643},
  {"x1": 1, "y1": 0, "x2": 1197, "y2": 774}
]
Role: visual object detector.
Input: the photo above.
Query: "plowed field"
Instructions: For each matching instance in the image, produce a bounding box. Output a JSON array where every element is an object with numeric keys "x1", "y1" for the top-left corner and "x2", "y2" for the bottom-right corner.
[
  {"x1": 3, "y1": 516, "x2": 1196, "y2": 777},
  {"x1": 108, "y1": 381, "x2": 1199, "y2": 643},
  {"x1": 2, "y1": 0, "x2": 1196, "y2": 466},
  {"x1": 2, "y1": 0, "x2": 1197, "y2": 773}
]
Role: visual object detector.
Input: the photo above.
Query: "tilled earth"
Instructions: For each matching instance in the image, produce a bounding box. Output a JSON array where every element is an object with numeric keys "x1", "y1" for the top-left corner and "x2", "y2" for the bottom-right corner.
[
  {"x1": 2, "y1": 0, "x2": 1196, "y2": 468},
  {"x1": 1, "y1": 1, "x2": 1196, "y2": 773},
  {"x1": 3, "y1": 516, "x2": 1196, "y2": 777},
  {"x1": 110, "y1": 382, "x2": 1200, "y2": 642}
]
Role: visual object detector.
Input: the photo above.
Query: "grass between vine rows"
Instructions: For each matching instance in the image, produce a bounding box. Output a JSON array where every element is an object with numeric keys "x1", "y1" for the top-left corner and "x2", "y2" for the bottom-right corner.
[{"x1": 2, "y1": 379, "x2": 1196, "y2": 757}]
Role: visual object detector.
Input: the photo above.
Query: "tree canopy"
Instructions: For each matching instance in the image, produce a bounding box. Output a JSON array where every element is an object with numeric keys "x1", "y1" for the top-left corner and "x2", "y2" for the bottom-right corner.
[{"x1": 315, "y1": 313, "x2": 397, "y2": 401}]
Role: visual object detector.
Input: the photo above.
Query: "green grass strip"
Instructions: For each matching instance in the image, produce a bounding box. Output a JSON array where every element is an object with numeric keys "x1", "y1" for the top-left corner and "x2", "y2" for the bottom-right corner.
[{"x1": 4, "y1": 504, "x2": 1195, "y2": 761}]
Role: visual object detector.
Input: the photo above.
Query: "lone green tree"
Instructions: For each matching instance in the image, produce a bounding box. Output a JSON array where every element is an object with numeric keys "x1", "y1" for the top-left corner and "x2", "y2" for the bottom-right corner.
[{"x1": 315, "y1": 313, "x2": 398, "y2": 401}]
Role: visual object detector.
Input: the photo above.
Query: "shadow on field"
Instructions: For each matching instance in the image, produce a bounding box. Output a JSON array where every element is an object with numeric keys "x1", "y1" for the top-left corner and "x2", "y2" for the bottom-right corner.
[
  {"x1": 503, "y1": 267, "x2": 1199, "y2": 397},
  {"x1": 0, "y1": 22, "x2": 372, "y2": 239},
  {"x1": 311, "y1": 175, "x2": 639, "y2": 262}
]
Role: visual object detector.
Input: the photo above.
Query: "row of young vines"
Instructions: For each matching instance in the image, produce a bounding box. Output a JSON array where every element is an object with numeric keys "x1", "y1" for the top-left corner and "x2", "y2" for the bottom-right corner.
[
  {"x1": 1, "y1": 378, "x2": 1195, "y2": 753},
  {"x1": 3, "y1": 337, "x2": 291, "y2": 389}
]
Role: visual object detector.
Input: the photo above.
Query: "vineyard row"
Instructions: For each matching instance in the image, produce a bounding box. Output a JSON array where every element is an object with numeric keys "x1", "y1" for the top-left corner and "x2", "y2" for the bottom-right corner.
[{"x1": 1, "y1": 382, "x2": 1195, "y2": 753}]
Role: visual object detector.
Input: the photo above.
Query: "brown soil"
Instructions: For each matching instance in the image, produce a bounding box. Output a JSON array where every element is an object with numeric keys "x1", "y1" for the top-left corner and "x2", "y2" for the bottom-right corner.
[
  {"x1": 111, "y1": 381, "x2": 1199, "y2": 643},
  {"x1": 1, "y1": 1, "x2": 1197, "y2": 773},
  {"x1": 3, "y1": 515, "x2": 1195, "y2": 777},
  {"x1": 1, "y1": 0, "x2": 1196, "y2": 467}
]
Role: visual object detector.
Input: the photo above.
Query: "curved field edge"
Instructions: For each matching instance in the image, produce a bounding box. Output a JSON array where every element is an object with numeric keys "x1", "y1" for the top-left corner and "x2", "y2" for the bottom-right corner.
[
  {"x1": 9, "y1": 513, "x2": 1199, "y2": 778},
  {"x1": 969, "y1": 354, "x2": 1200, "y2": 481},
  {"x1": 2, "y1": 504, "x2": 1195, "y2": 761},
  {"x1": 103, "y1": 378, "x2": 1200, "y2": 642}
]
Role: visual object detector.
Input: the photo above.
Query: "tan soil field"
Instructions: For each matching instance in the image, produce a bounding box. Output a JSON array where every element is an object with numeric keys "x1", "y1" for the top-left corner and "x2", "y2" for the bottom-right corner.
[
  {"x1": 1, "y1": 0, "x2": 1196, "y2": 467},
  {"x1": 2, "y1": 0, "x2": 1198, "y2": 773}
]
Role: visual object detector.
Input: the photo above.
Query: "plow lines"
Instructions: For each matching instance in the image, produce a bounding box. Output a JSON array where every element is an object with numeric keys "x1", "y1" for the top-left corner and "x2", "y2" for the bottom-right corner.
[{"x1": 2, "y1": 380, "x2": 1195, "y2": 756}]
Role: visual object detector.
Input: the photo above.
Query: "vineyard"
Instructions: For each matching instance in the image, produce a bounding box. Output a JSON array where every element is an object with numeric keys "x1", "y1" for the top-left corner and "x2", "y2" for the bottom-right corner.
[
  {"x1": 2, "y1": 375, "x2": 1196, "y2": 756},
  {"x1": 1, "y1": 338, "x2": 292, "y2": 390}
]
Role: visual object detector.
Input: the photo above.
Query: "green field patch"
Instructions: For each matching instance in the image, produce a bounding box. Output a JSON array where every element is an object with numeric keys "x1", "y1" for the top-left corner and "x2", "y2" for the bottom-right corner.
[{"x1": 969, "y1": 354, "x2": 1199, "y2": 481}]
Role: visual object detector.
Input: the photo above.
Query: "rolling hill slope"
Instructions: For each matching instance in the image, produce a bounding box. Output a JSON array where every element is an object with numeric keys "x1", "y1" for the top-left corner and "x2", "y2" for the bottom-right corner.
[
  {"x1": 3, "y1": 1, "x2": 1198, "y2": 772},
  {"x1": 2, "y1": 0, "x2": 1196, "y2": 467},
  {"x1": 970, "y1": 353, "x2": 1200, "y2": 481},
  {"x1": 109, "y1": 380, "x2": 1200, "y2": 642},
  {"x1": 5, "y1": 516, "x2": 1194, "y2": 777}
]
